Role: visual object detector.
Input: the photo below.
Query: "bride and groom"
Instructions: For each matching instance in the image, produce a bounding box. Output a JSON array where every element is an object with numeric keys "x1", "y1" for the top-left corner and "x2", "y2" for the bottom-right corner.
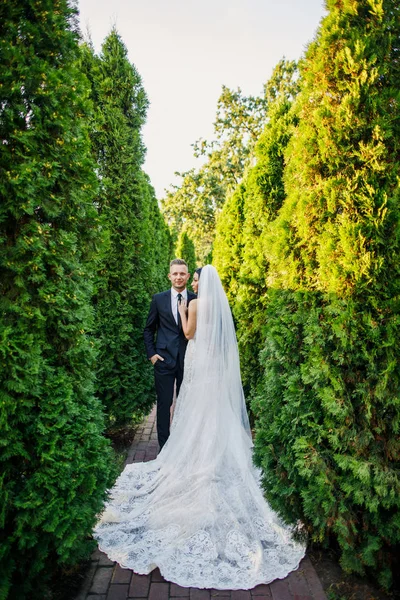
[{"x1": 94, "y1": 259, "x2": 305, "y2": 589}]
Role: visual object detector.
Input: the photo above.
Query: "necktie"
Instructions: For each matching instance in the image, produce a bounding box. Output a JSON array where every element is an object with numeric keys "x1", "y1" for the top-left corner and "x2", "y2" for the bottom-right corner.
[{"x1": 177, "y1": 293, "x2": 182, "y2": 327}]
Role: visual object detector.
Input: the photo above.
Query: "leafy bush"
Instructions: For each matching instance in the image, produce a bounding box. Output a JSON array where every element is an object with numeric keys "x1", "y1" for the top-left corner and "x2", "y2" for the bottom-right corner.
[{"x1": 0, "y1": 2, "x2": 114, "y2": 597}]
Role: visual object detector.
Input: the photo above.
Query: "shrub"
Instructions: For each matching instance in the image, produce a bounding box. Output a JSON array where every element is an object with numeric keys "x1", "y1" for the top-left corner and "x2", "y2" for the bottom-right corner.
[
  {"x1": 253, "y1": 0, "x2": 400, "y2": 587},
  {"x1": 0, "y1": 2, "x2": 114, "y2": 597}
]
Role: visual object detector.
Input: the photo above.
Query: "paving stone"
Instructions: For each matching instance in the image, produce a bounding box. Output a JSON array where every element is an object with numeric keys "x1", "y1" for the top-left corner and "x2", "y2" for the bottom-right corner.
[
  {"x1": 75, "y1": 562, "x2": 98, "y2": 600},
  {"x1": 112, "y1": 565, "x2": 133, "y2": 584},
  {"x1": 92, "y1": 547, "x2": 105, "y2": 561},
  {"x1": 210, "y1": 590, "x2": 231, "y2": 597},
  {"x1": 151, "y1": 568, "x2": 166, "y2": 582},
  {"x1": 250, "y1": 584, "x2": 272, "y2": 597},
  {"x1": 287, "y1": 569, "x2": 311, "y2": 597},
  {"x1": 107, "y1": 584, "x2": 130, "y2": 600},
  {"x1": 136, "y1": 441, "x2": 148, "y2": 450},
  {"x1": 129, "y1": 573, "x2": 151, "y2": 597},
  {"x1": 190, "y1": 589, "x2": 211, "y2": 600},
  {"x1": 134, "y1": 450, "x2": 146, "y2": 462},
  {"x1": 148, "y1": 582, "x2": 170, "y2": 600},
  {"x1": 270, "y1": 579, "x2": 292, "y2": 600},
  {"x1": 98, "y1": 551, "x2": 116, "y2": 567},
  {"x1": 87, "y1": 595, "x2": 107, "y2": 600},
  {"x1": 145, "y1": 452, "x2": 157, "y2": 461},
  {"x1": 300, "y1": 559, "x2": 327, "y2": 600},
  {"x1": 90, "y1": 567, "x2": 113, "y2": 594},
  {"x1": 170, "y1": 583, "x2": 190, "y2": 596},
  {"x1": 231, "y1": 591, "x2": 251, "y2": 600}
]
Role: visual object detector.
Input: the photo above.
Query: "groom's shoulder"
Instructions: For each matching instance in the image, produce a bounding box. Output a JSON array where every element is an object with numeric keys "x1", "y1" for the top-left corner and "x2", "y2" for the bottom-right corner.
[{"x1": 152, "y1": 290, "x2": 170, "y2": 301}]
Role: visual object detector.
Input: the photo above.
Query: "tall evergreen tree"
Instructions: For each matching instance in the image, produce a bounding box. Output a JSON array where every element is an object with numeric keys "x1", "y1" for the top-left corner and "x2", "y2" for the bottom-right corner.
[
  {"x1": 81, "y1": 31, "x2": 170, "y2": 426},
  {"x1": 212, "y1": 184, "x2": 246, "y2": 304},
  {"x1": 140, "y1": 173, "x2": 174, "y2": 291},
  {"x1": 0, "y1": 1, "x2": 114, "y2": 598},
  {"x1": 252, "y1": 0, "x2": 400, "y2": 586},
  {"x1": 231, "y1": 61, "x2": 299, "y2": 395},
  {"x1": 175, "y1": 230, "x2": 197, "y2": 276},
  {"x1": 212, "y1": 61, "x2": 298, "y2": 394}
]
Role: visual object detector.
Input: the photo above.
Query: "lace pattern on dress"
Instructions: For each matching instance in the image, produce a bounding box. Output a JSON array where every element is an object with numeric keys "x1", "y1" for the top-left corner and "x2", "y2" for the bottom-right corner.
[{"x1": 94, "y1": 336, "x2": 305, "y2": 589}]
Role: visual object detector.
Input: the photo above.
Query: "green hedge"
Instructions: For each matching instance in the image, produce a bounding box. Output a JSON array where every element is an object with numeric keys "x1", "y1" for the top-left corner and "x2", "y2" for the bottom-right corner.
[
  {"x1": 176, "y1": 230, "x2": 197, "y2": 277},
  {"x1": 80, "y1": 31, "x2": 171, "y2": 427},
  {"x1": 0, "y1": 2, "x2": 114, "y2": 597},
  {"x1": 252, "y1": 290, "x2": 400, "y2": 587},
  {"x1": 214, "y1": 0, "x2": 400, "y2": 587},
  {"x1": 253, "y1": 0, "x2": 400, "y2": 587}
]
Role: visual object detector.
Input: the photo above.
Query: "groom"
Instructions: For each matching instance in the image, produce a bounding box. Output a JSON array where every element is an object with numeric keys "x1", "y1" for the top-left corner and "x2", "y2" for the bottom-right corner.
[{"x1": 144, "y1": 259, "x2": 196, "y2": 449}]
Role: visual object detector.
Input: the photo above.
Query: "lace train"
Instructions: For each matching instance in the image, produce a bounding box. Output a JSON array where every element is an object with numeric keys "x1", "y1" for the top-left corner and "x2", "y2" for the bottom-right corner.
[{"x1": 94, "y1": 339, "x2": 306, "y2": 589}]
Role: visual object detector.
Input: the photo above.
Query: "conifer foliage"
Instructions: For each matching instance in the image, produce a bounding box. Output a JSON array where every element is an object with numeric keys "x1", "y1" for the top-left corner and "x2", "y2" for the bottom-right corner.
[
  {"x1": 213, "y1": 60, "x2": 299, "y2": 394},
  {"x1": 250, "y1": 0, "x2": 400, "y2": 586},
  {"x1": 0, "y1": 1, "x2": 114, "y2": 598},
  {"x1": 175, "y1": 230, "x2": 197, "y2": 277},
  {"x1": 81, "y1": 31, "x2": 170, "y2": 426},
  {"x1": 213, "y1": 184, "x2": 246, "y2": 304}
]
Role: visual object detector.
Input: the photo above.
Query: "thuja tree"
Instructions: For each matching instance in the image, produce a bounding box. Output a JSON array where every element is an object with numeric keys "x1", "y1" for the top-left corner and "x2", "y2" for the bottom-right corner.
[
  {"x1": 213, "y1": 60, "x2": 298, "y2": 394},
  {"x1": 232, "y1": 60, "x2": 299, "y2": 395},
  {"x1": 175, "y1": 230, "x2": 197, "y2": 276},
  {"x1": 252, "y1": 0, "x2": 400, "y2": 586},
  {"x1": 0, "y1": 1, "x2": 114, "y2": 598},
  {"x1": 212, "y1": 184, "x2": 246, "y2": 304},
  {"x1": 141, "y1": 173, "x2": 173, "y2": 291},
  {"x1": 81, "y1": 31, "x2": 169, "y2": 426}
]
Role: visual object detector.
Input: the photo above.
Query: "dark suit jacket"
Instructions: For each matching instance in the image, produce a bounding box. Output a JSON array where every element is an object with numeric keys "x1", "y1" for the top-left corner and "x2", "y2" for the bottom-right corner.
[{"x1": 143, "y1": 289, "x2": 197, "y2": 370}]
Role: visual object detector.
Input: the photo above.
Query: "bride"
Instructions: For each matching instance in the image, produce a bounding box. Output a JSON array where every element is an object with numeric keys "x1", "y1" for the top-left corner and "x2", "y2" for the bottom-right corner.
[{"x1": 93, "y1": 265, "x2": 305, "y2": 589}]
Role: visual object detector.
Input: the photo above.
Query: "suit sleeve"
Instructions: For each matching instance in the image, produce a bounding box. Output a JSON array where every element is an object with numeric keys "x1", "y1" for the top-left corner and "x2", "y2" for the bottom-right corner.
[{"x1": 143, "y1": 295, "x2": 158, "y2": 359}]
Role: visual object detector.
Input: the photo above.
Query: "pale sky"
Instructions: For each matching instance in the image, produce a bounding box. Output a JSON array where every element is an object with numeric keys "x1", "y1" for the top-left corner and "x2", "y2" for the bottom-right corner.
[{"x1": 78, "y1": 0, "x2": 326, "y2": 199}]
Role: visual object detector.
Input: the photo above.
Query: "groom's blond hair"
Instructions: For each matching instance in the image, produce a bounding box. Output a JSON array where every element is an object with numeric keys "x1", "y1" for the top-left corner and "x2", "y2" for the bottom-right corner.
[{"x1": 170, "y1": 258, "x2": 188, "y2": 269}]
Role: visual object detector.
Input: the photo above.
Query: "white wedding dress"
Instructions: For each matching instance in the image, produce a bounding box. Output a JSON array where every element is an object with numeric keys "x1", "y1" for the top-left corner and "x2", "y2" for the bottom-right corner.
[{"x1": 93, "y1": 266, "x2": 305, "y2": 589}]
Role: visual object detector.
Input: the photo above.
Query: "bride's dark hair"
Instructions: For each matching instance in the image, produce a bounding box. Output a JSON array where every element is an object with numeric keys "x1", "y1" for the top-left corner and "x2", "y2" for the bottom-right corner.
[{"x1": 195, "y1": 267, "x2": 202, "y2": 277}]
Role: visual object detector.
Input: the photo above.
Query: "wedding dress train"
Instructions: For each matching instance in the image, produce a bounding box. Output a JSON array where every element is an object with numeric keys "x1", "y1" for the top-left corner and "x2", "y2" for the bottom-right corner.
[{"x1": 93, "y1": 266, "x2": 306, "y2": 589}]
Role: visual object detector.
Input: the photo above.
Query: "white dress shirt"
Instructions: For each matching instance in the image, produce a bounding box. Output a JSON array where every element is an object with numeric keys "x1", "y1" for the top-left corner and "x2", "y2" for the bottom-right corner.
[{"x1": 171, "y1": 287, "x2": 187, "y2": 325}]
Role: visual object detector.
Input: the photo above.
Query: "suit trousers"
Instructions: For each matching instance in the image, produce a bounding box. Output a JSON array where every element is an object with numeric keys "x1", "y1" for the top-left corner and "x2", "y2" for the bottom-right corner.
[{"x1": 154, "y1": 355, "x2": 184, "y2": 449}]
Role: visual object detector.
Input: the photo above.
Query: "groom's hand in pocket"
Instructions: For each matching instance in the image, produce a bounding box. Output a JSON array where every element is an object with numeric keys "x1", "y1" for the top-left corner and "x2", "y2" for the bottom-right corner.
[{"x1": 150, "y1": 354, "x2": 164, "y2": 365}]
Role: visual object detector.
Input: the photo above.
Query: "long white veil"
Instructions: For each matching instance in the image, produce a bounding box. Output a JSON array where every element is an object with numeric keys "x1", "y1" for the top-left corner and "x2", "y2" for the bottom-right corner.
[
  {"x1": 180, "y1": 264, "x2": 252, "y2": 447},
  {"x1": 93, "y1": 264, "x2": 305, "y2": 589}
]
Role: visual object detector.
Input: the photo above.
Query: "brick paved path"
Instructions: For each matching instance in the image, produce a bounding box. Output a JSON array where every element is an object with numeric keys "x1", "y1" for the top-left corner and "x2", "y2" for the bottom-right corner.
[{"x1": 75, "y1": 406, "x2": 327, "y2": 600}]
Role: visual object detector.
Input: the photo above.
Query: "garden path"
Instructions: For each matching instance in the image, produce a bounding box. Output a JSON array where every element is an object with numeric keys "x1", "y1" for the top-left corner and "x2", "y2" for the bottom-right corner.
[{"x1": 75, "y1": 406, "x2": 327, "y2": 600}]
